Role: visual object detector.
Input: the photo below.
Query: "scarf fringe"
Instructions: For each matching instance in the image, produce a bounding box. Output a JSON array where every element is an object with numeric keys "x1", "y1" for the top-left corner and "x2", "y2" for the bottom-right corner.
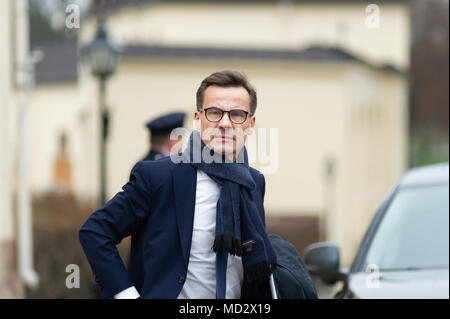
[{"x1": 213, "y1": 236, "x2": 243, "y2": 256}]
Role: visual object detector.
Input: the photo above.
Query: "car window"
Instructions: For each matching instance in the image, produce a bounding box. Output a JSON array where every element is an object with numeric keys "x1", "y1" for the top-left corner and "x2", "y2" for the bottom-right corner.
[{"x1": 364, "y1": 183, "x2": 449, "y2": 271}]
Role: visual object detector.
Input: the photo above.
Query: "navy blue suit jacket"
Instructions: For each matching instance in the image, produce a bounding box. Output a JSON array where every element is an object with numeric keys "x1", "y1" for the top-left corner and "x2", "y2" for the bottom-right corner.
[{"x1": 79, "y1": 156, "x2": 269, "y2": 299}]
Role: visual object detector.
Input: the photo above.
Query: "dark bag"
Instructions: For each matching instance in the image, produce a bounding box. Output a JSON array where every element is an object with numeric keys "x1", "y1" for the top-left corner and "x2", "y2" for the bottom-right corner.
[{"x1": 268, "y1": 234, "x2": 319, "y2": 299}]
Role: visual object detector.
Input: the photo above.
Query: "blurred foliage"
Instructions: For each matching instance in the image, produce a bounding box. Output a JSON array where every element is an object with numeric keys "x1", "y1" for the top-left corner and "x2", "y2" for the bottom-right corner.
[
  {"x1": 410, "y1": 132, "x2": 449, "y2": 167},
  {"x1": 410, "y1": 0, "x2": 449, "y2": 168},
  {"x1": 27, "y1": 192, "x2": 129, "y2": 299}
]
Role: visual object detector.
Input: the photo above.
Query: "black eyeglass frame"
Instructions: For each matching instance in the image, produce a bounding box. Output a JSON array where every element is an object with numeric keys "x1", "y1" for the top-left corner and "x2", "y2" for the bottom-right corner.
[{"x1": 199, "y1": 107, "x2": 254, "y2": 124}]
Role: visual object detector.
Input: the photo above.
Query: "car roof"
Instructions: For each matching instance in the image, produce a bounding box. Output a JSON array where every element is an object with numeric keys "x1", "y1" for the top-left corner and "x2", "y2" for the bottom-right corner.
[{"x1": 400, "y1": 162, "x2": 449, "y2": 187}]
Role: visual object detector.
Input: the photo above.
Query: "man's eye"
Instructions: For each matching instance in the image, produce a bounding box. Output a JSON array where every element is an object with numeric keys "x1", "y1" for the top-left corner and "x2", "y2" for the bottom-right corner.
[{"x1": 231, "y1": 111, "x2": 244, "y2": 117}]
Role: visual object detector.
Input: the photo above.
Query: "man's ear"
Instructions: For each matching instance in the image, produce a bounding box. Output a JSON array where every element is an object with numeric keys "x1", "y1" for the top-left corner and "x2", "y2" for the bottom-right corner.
[
  {"x1": 194, "y1": 111, "x2": 201, "y2": 131},
  {"x1": 248, "y1": 116, "x2": 256, "y2": 134},
  {"x1": 250, "y1": 116, "x2": 256, "y2": 129}
]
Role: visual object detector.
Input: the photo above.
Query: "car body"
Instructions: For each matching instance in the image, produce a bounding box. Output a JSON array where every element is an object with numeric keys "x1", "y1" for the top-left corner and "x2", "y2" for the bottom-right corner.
[{"x1": 304, "y1": 162, "x2": 449, "y2": 299}]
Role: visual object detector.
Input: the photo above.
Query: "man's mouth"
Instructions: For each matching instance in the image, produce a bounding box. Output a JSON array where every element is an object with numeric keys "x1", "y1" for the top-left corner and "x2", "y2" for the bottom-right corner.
[{"x1": 217, "y1": 136, "x2": 235, "y2": 142}]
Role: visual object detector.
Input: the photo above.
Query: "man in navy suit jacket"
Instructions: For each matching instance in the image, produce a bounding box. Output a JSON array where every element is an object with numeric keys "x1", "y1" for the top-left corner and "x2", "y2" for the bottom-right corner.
[{"x1": 79, "y1": 70, "x2": 273, "y2": 299}]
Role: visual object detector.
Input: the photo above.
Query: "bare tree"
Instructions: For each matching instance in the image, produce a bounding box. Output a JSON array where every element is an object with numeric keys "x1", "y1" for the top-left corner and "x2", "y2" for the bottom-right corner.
[{"x1": 410, "y1": 0, "x2": 449, "y2": 166}]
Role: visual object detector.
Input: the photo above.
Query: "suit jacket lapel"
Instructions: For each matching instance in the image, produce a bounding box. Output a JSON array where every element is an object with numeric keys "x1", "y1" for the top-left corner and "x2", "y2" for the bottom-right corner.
[{"x1": 172, "y1": 163, "x2": 197, "y2": 266}]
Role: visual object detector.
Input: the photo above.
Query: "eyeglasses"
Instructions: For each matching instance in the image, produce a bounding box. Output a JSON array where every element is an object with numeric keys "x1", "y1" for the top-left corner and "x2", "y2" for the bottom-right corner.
[{"x1": 200, "y1": 107, "x2": 253, "y2": 124}]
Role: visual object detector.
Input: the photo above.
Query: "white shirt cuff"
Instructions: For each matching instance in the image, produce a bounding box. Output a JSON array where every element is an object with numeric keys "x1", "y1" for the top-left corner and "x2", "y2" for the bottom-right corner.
[{"x1": 113, "y1": 286, "x2": 141, "y2": 299}]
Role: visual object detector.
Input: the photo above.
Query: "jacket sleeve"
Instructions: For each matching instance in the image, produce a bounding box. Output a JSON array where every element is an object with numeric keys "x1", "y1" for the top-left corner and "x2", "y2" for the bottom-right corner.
[{"x1": 78, "y1": 161, "x2": 152, "y2": 298}]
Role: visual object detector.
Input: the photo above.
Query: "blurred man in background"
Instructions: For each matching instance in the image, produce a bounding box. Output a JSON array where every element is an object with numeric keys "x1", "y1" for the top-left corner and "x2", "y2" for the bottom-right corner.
[{"x1": 140, "y1": 112, "x2": 186, "y2": 162}]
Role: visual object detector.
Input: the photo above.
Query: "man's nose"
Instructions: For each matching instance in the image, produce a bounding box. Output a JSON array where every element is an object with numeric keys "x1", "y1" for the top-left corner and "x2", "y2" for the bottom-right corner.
[{"x1": 218, "y1": 112, "x2": 233, "y2": 128}]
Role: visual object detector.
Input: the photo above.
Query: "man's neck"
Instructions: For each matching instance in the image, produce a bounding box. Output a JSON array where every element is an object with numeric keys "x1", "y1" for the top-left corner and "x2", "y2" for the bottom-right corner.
[{"x1": 151, "y1": 143, "x2": 169, "y2": 156}]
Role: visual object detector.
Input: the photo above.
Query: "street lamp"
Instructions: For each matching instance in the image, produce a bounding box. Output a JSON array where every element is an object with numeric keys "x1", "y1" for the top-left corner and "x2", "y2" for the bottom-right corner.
[{"x1": 81, "y1": 22, "x2": 122, "y2": 205}]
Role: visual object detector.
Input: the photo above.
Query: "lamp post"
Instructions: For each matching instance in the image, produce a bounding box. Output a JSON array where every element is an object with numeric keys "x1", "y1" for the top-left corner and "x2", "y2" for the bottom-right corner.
[{"x1": 82, "y1": 22, "x2": 122, "y2": 205}]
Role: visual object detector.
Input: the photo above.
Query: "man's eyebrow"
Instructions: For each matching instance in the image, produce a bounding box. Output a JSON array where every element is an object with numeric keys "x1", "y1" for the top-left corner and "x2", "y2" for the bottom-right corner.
[{"x1": 208, "y1": 105, "x2": 247, "y2": 110}]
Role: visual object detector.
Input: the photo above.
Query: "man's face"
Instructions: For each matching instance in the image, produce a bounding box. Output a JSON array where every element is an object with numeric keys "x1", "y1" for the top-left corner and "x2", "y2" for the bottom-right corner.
[{"x1": 194, "y1": 85, "x2": 255, "y2": 160}]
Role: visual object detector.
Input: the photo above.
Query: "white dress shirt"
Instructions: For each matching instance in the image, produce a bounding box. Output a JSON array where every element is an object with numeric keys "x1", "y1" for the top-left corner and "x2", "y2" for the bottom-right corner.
[{"x1": 114, "y1": 169, "x2": 244, "y2": 299}]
